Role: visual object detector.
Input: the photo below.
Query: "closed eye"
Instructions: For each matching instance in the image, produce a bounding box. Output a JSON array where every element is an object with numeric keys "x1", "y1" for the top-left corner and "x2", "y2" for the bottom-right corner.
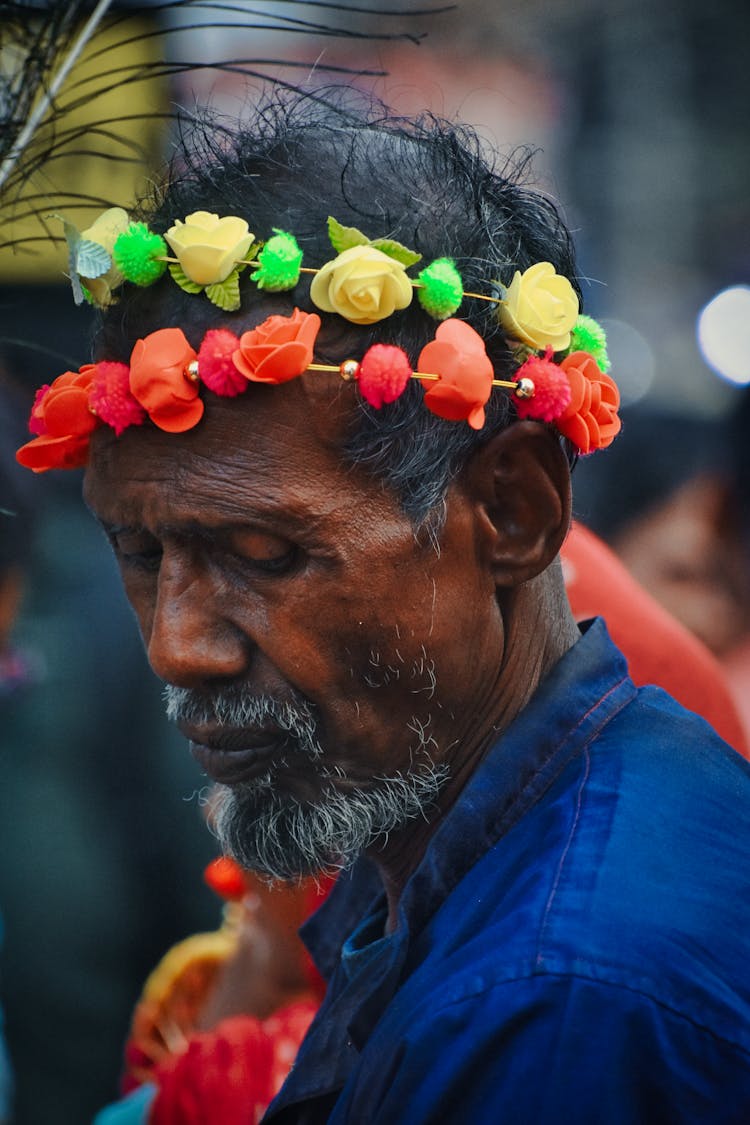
[
  {"x1": 226, "y1": 529, "x2": 300, "y2": 575},
  {"x1": 106, "y1": 526, "x2": 163, "y2": 572}
]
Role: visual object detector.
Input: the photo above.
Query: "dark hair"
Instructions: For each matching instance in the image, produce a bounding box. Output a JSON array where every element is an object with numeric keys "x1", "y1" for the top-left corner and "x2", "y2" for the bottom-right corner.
[{"x1": 98, "y1": 88, "x2": 580, "y2": 522}]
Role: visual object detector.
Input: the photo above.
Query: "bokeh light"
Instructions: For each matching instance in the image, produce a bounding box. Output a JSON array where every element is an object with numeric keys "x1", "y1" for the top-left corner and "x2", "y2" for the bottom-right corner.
[
  {"x1": 697, "y1": 286, "x2": 750, "y2": 387},
  {"x1": 599, "y1": 319, "x2": 656, "y2": 406}
]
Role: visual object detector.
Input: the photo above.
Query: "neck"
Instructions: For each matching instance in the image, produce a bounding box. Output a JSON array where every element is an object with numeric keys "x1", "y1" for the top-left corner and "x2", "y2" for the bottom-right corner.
[{"x1": 371, "y1": 562, "x2": 579, "y2": 932}]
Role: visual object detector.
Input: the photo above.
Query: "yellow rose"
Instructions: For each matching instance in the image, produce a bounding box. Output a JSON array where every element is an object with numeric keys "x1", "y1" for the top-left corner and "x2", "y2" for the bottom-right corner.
[
  {"x1": 79, "y1": 207, "x2": 130, "y2": 306},
  {"x1": 497, "y1": 261, "x2": 579, "y2": 352},
  {"x1": 164, "y1": 211, "x2": 254, "y2": 286},
  {"x1": 309, "y1": 245, "x2": 413, "y2": 325}
]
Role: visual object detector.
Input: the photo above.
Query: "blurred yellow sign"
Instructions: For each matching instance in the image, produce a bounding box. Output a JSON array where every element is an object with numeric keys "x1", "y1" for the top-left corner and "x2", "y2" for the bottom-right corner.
[{"x1": 0, "y1": 16, "x2": 167, "y2": 282}]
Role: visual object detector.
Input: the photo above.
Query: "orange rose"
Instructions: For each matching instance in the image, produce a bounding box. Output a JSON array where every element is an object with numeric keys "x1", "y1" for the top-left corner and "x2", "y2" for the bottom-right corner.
[
  {"x1": 16, "y1": 367, "x2": 98, "y2": 472},
  {"x1": 129, "y1": 328, "x2": 203, "y2": 433},
  {"x1": 418, "y1": 319, "x2": 494, "y2": 430},
  {"x1": 233, "y1": 309, "x2": 321, "y2": 384},
  {"x1": 557, "y1": 351, "x2": 621, "y2": 454}
]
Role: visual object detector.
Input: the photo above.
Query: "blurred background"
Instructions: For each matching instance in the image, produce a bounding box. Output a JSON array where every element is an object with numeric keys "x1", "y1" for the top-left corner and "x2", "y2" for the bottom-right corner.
[{"x1": 0, "y1": 0, "x2": 748, "y2": 1120}]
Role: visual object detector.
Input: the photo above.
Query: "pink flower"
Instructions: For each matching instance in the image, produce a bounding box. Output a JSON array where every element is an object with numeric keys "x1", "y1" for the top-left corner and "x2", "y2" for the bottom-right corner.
[
  {"x1": 197, "y1": 329, "x2": 245, "y2": 396},
  {"x1": 90, "y1": 361, "x2": 146, "y2": 435},
  {"x1": 512, "y1": 351, "x2": 572, "y2": 422},
  {"x1": 357, "y1": 344, "x2": 412, "y2": 408}
]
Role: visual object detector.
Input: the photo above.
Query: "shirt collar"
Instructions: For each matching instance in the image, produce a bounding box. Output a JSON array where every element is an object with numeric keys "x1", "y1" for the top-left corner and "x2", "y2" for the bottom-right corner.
[{"x1": 303, "y1": 618, "x2": 634, "y2": 976}]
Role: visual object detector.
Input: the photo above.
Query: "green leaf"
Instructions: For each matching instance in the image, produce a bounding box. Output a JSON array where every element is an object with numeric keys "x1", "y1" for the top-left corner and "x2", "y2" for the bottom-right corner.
[
  {"x1": 169, "y1": 262, "x2": 204, "y2": 294},
  {"x1": 76, "y1": 238, "x2": 112, "y2": 279},
  {"x1": 369, "y1": 238, "x2": 421, "y2": 268},
  {"x1": 327, "y1": 215, "x2": 369, "y2": 253},
  {"x1": 52, "y1": 214, "x2": 85, "y2": 304},
  {"x1": 205, "y1": 268, "x2": 241, "y2": 311}
]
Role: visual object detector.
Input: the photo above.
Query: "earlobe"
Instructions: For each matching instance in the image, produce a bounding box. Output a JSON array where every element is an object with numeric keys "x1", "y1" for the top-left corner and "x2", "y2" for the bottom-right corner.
[{"x1": 463, "y1": 421, "x2": 572, "y2": 587}]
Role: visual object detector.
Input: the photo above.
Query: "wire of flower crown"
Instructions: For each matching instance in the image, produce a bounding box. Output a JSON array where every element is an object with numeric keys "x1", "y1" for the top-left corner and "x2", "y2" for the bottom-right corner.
[{"x1": 16, "y1": 207, "x2": 621, "y2": 471}]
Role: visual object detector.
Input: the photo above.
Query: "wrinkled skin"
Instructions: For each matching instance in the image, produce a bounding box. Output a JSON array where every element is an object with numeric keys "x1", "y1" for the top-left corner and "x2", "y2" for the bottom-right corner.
[{"x1": 84, "y1": 376, "x2": 576, "y2": 921}]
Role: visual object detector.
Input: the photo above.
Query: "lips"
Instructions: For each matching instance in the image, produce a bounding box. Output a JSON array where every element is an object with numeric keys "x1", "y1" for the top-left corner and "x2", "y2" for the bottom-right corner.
[
  {"x1": 183, "y1": 723, "x2": 284, "y2": 784},
  {"x1": 190, "y1": 742, "x2": 282, "y2": 784}
]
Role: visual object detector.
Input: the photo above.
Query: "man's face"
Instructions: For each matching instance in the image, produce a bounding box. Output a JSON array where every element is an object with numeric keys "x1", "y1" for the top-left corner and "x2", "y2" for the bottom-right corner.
[{"x1": 84, "y1": 378, "x2": 505, "y2": 877}]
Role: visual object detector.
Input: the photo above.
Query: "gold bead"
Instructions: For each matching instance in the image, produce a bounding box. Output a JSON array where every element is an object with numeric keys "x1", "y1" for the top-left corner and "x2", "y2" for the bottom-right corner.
[
  {"x1": 339, "y1": 359, "x2": 359, "y2": 382},
  {"x1": 186, "y1": 360, "x2": 200, "y2": 383},
  {"x1": 515, "y1": 376, "x2": 535, "y2": 400}
]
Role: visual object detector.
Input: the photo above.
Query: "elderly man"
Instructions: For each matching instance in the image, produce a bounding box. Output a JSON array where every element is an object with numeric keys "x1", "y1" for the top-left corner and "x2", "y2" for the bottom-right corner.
[{"x1": 17, "y1": 95, "x2": 750, "y2": 1121}]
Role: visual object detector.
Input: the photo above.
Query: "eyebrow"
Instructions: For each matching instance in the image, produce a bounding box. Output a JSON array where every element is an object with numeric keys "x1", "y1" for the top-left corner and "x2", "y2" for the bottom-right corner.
[{"x1": 96, "y1": 510, "x2": 328, "y2": 541}]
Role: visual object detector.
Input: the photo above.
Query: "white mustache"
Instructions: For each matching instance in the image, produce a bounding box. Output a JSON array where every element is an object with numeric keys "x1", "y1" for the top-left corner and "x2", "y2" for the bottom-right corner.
[{"x1": 163, "y1": 684, "x2": 322, "y2": 754}]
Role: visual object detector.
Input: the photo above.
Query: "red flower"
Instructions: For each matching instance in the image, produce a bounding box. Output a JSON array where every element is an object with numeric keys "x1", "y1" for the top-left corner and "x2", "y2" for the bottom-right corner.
[
  {"x1": 16, "y1": 367, "x2": 98, "y2": 472},
  {"x1": 557, "y1": 351, "x2": 621, "y2": 454},
  {"x1": 129, "y1": 327, "x2": 203, "y2": 433},
  {"x1": 418, "y1": 319, "x2": 494, "y2": 430},
  {"x1": 203, "y1": 857, "x2": 248, "y2": 902},
  {"x1": 198, "y1": 329, "x2": 245, "y2": 396},
  {"x1": 357, "y1": 344, "x2": 412, "y2": 408},
  {"x1": 90, "y1": 361, "x2": 146, "y2": 435},
  {"x1": 233, "y1": 309, "x2": 321, "y2": 385}
]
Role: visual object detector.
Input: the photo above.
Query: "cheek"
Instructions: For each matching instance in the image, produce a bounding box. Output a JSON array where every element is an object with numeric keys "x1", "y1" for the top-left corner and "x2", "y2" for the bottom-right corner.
[{"x1": 259, "y1": 563, "x2": 496, "y2": 718}]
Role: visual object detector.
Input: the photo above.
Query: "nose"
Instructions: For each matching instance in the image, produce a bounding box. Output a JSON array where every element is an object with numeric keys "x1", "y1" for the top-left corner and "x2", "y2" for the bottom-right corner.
[{"x1": 146, "y1": 550, "x2": 248, "y2": 688}]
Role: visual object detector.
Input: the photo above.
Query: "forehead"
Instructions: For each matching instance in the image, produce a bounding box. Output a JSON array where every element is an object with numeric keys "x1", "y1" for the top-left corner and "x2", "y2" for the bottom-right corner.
[{"x1": 83, "y1": 377, "x2": 382, "y2": 531}]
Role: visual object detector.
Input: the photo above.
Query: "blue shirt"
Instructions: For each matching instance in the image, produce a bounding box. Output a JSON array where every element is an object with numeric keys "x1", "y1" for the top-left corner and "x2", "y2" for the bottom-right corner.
[{"x1": 265, "y1": 620, "x2": 750, "y2": 1123}]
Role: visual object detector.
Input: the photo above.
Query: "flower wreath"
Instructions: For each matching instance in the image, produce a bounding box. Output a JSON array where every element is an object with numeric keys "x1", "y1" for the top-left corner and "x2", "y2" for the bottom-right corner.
[{"x1": 16, "y1": 208, "x2": 621, "y2": 472}]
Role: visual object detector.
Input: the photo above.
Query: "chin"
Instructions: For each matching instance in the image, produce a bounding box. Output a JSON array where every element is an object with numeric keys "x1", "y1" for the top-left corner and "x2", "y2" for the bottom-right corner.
[{"x1": 212, "y1": 760, "x2": 450, "y2": 882}]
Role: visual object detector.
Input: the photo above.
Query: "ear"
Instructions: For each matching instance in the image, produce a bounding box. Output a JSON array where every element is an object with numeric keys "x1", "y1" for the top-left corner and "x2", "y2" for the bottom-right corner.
[{"x1": 461, "y1": 421, "x2": 572, "y2": 588}]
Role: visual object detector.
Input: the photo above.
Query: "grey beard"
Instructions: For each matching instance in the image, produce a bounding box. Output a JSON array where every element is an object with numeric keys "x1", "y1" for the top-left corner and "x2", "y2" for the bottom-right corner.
[
  {"x1": 212, "y1": 759, "x2": 449, "y2": 881},
  {"x1": 164, "y1": 683, "x2": 449, "y2": 882}
]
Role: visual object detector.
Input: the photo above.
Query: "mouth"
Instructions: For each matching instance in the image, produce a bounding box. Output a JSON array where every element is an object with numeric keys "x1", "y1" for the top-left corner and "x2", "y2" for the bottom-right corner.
[{"x1": 183, "y1": 723, "x2": 285, "y2": 785}]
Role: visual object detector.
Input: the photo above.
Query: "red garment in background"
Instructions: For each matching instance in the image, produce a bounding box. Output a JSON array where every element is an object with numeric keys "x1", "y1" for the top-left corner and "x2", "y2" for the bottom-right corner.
[
  {"x1": 150, "y1": 1003, "x2": 318, "y2": 1125},
  {"x1": 562, "y1": 521, "x2": 748, "y2": 757}
]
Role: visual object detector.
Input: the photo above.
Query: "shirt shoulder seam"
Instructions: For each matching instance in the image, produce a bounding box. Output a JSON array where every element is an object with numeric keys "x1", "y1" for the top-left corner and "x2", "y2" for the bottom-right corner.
[{"x1": 421, "y1": 965, "x2": 750, "y2": 1059}]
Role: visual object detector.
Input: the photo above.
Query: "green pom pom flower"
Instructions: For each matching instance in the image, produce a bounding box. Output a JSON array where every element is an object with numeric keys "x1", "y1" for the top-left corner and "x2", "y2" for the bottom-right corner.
[
  {"x1": 570, "y1": 314, "x2": 610, "y2": 371},
  {"x1": 113, "y1": 223, "x2": 168, "y2": 286},
  {"x1": 254, "y1": 229, "x2": 303, "y2": 291},
  {"x1": 417, "y1": 258, "x2": 464, "y2": 320}
]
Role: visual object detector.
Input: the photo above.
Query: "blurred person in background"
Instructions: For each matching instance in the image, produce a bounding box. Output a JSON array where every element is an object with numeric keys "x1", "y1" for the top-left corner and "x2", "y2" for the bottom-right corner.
[{"x1": 574, "y1": 397, "x2": 750, "y2": 738}]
